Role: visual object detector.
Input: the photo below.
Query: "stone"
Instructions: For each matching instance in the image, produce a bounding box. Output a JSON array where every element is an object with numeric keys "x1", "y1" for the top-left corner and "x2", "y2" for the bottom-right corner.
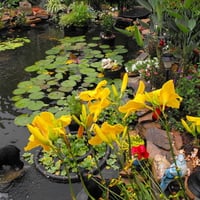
[
  {"x1": 172, "y1": 130, "x2": 183, "y2": 150},
  {"x1": 145, "y1": 127, "x2": 171, "y2": 151}
]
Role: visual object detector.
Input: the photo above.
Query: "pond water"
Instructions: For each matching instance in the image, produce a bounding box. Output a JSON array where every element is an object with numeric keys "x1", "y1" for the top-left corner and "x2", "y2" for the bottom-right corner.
[{"x1": 0, "y1": 23, "x2": 139, "y2": 200}]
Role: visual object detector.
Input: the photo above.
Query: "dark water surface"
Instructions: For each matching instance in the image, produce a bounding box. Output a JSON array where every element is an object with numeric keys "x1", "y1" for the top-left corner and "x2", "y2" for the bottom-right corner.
[
  {"x1": 0, "y1": 23, "x2": 139, "y2": 200},
  {"x1": 0, "y1": 23, "x2": 81, "y2": 200}
]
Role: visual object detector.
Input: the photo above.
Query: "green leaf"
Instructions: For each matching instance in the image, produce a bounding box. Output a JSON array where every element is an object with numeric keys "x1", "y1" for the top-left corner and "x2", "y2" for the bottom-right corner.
[
  {"x1": 14, "y1": 114, "x2": 32, "y2": 126},
  {"x1": 134, "y1": 25, "x2": 144, "y2": 47},
  {"x1": 184, "y1": 0, "x2": 192, "y2": 8},
  {"x1": 136, "y1": 0, "x2": 152, "y2": 11},
  {"x1": 188, "y1": 19, "x2": 196, "y2": 31},
  {"x1": 175, "y1": 18, "x2": 190, "y2": 33},
  {"x1": 27, "y1": 101, "x2": 47, "y2": 110}
]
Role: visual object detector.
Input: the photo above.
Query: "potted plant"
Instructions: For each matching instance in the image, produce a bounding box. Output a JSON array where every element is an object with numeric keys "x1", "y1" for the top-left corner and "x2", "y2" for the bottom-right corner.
[
  {"x1": 59, "y1": 1, "x2": 93, "y2": 36},
  {"x1": 100, "y1": 12, "x2": 116, "y2": 45}
]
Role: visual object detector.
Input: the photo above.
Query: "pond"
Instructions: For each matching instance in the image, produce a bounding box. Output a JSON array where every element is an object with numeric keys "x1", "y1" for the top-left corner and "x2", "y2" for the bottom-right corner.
[{"x1": 0, "y1": 23, "x2": 139, "y2": 200}]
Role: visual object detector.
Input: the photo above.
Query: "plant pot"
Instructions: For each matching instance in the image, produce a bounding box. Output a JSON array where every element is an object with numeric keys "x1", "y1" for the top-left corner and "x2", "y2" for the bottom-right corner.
[
  {"x1": 100, "y1": 32, "x2": 116, "y2": 46},
  {"x1": 103, "y1": 66, "x2": 124, "y2": 79},
  {"x1": 64, "y1": 25, "x2": 88, "y2": 37},
  {"x1": 34, "y1": 144, "x2": 111, "y2": 183}
]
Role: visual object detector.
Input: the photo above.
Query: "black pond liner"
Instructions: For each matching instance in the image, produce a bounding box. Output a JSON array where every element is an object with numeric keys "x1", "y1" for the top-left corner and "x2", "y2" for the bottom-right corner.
[{"x1": 34, "y1": 145, "x2": 111, "y2": 184}]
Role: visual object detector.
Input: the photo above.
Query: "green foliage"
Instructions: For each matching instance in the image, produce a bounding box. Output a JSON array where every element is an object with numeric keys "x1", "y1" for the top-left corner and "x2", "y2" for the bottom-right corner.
[
  {"x1": 163, "y1": 0, "x2": 200, "y2": 70},
  {"x1": 168, "y1": 74, "x2": 200, "y2": 130},
  {"x1": 59, "y1": 2, "x2": 93, "y2": 27},
  {"x1": 45, "y1": 0, "x2": 66, "y2": 14},
  {"x1": 100, "y1": 12, "x2": 115, "y2": 33},
  {"x1": 0, "y1": 0, "x2": 20, "y2": 8},
  {"x1": 0, "y1": 37, "x2": 30, "y2": 51},
  {"x1": 176, "y1": 75, "x2": 200, "y2": 117}
]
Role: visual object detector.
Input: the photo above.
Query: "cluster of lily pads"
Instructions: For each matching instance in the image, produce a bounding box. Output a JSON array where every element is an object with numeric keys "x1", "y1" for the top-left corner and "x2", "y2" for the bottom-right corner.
[{"x1": 12, "y1": 35, "x2": 129, "y2": 126}]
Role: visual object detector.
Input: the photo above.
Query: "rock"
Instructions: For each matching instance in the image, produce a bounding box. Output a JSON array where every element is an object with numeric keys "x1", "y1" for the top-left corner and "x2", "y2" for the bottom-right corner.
[
  {"x1": 145, "y1": 127, "x2": 172, "y2": 151},
  {"x1": 172, "y1": 130, "x2": 183, "y2": 150}
]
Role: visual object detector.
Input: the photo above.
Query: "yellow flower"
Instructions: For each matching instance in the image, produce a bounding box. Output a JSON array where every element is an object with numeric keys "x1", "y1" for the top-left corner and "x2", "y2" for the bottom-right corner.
[
  {"x1": 181, "y1": 115, "x2": 200, "y2": 136},
  {"x1": 120, "y1": 73, "x2": 128, "y2": 95},
  {"x1": 25, "y1": 112, "x2": 71, "y2": 151},
  {"x1": 118, "y1": 80, "x2": 146, "y2": 118},
  {"x1": 89, "y1": 122, "x2": 124, "y2": 146},
  {"x1": 79, "y1": 80, "x2": 108, "y2": 101},
  {"x1": 145, "y1": 80, "x2": 182, "y2": 111}
]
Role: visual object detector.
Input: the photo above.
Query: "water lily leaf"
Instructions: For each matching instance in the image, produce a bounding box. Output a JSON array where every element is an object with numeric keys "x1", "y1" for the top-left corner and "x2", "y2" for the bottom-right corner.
[
  {"x1": 92, "y1": 37, "x2": 100, "y2": 41},
  {"x1": 57, "y1": 99, "x2": 68, "y2": 106},
  {"x1": 55, "y1": 108, "x2": 71, "y2": 118},
  {"x1": 94, "y1": 53, "x2": 104, "y2": 58},
  {"x1": 90, "y1": 61, "x2": 101, "y2": 69},
  {"x1": 84, "y1": 76, "x2": 97, "y2": 83},
  {"x1": 27, "y1": 85, "x2": 41, "y2": 93},
  {"x1": 36, "y1": 74, "x2": 51, "y2": 80},
  {"x1": 45, "y1": 46, "x2": 62, "y2": 55},
  {"x1": 14, "y1": 114, "x2": 32, "y2": 126},
  {"x1": 88, "y1": 43, "x2": 98, "y2": 47},
  {"x1": 29, "y1": 91, "x2": 45, "y2": 100},
  {"x1": 114, "y1": 48, "x2": 128, "y2": 54},
  {"x1": 17, "y1": 80, "x2": 33, "y2": 89},
  {"x1": 48, "y1": 91, "x2": 65, "y2": 99},
  {"x1": 11, "y1": 95, "x2": 22, "y2": 102},
  {"x1": 69, "y1": 74, "x2": 82, "y2": 82},
  {"x1": 99, "y1": 44, "x2": 110, "y2": 49},
  {"x1": 25, "y1": 64, "x2": 40, "y2": 72},
  {"x1": 13, "y1": 88, "x2": 28, "y2": 95},
  {"x1": 55, "y1": 73, "x2": 64, "y2": 80},
  {"x1": 80, "y1": 68, "x2": 96, "y2": 75},
  {"x1": 59, "y1": 86, "x2": 73, "y2": 93},
  {"x1": 27, "y1": 101, "x2": 47, "y2": 110},
  {"x1": 15, "y1": 98, "x2": 31, "y2": 108},
  {"x1": 48, "y1": 106, "x2": 60, "y2": 114}
]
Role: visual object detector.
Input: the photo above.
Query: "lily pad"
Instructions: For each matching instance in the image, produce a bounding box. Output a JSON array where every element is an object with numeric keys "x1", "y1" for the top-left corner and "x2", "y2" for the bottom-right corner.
[
  {"x1": 27, "y1": 101, "x2": 47, "y2": 111},
  {"x1": 29, "y1": 91, "x2": 45, "y2": 100},
  {"x1": 48, "y1": 91, "x2": 65, "y2": 100},
  {"x1": 14, "y1": 114, "x2": 32, "y2": 126},
  {"x1": 15, "y1": 98, "x2": 31, "y2": 109}
]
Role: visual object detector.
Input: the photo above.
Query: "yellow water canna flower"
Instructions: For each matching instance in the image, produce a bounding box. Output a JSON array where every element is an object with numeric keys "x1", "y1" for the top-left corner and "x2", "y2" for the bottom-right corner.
[
  {"x1": 181, "y1": 115, "x2": 200, "y2": 137},
  {"x1": 120, "y1": 73, "x2": 128, "y2": 94},
  {"x1": 25, "y1": 124, "x2": 53, "y2": 151},
  {"x1": 88, "y1": 98, "x2": 111, "y2": 122},
  {"x1": 25, "y1": 112, "x2": 72, "y2": 151},
  {"x1": 118, "y1": 80, "x2": 146, "y2": 118},
  {"x1": 145, "y1": 80, "x2": 182, "y2": 111},
  {"x1": 89, "y1": 122, "x2": 124, "y2": 146},
  {"x1": 79, "y1": 80, "x2": 108, "y2": 101},
  {"x1": 186, "y1": 116, "x2": 200, "y2": 126}
]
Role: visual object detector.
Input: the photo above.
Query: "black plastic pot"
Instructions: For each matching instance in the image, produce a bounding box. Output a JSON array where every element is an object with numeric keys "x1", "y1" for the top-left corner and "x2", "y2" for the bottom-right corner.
[
  {"x1": 187, "y1": 170, "x2": 200, "y2": 198},
  {"x1": 103, "y1": 67, "x2": 125, "y2": 79},
  {"x1": 34, "y1": 145, "x2": 111, "y2": 183}
]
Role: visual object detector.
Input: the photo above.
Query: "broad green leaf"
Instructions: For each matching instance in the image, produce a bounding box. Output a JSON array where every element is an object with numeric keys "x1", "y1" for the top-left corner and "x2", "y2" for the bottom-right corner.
[{"x1": 188, "y1": 19, "x2": 196, "y2": 31}]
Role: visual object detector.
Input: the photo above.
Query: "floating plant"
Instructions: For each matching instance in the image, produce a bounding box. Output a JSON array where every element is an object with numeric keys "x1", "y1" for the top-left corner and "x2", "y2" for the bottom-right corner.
[{"x1": 12, "y1": 35, "x2": 129, "y2": 126}]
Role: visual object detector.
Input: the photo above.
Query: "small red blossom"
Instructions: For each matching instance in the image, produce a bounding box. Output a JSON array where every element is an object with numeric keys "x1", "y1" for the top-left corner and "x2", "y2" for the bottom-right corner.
[
  {"x1": 159, "y1": 39, "x2": 166, "y2": 47},
  {"x1": 152, "y1": 107, "x2": 162, "y2": 120},
  {"x1": 131, "y1": 145, "x2": 149, "y2": 160}
]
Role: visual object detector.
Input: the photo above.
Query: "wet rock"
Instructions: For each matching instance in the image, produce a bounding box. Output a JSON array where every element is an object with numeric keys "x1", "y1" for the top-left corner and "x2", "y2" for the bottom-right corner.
[
  {"x1": 172, "y1": 130, "x2": 183, "y2": 150},
  {"x1": 145, "y1": 127, "x2": 172, "y2": 151}
]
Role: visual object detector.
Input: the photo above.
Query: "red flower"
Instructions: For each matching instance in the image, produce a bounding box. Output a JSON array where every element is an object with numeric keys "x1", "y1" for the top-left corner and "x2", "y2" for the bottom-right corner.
[
  {"x1": 159, "y1": 39, "x2": 166, "y2": 47},
  {"x1": 131, "y1": 145, "x2": 149, "y2": 160},
  {"x1": 152, "y1": 107, "x2": 162, "y2": 120}
]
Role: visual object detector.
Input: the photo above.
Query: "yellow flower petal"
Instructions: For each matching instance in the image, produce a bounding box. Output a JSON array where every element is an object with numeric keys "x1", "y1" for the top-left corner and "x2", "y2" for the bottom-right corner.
[{"x1": 121, "y1": 73, "x2": 128, "y2": 94}]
